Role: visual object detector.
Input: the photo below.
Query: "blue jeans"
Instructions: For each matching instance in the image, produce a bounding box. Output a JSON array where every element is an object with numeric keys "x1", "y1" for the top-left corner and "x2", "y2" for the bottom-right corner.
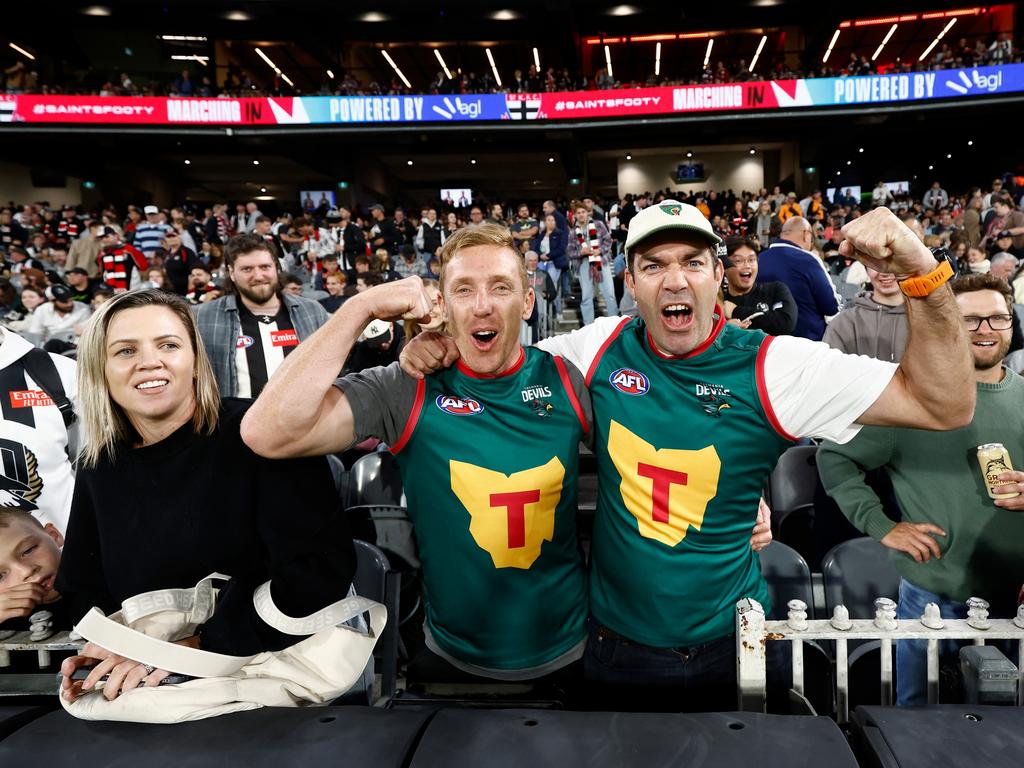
[
  {"x1": 896, "y1": 578, "x2": 966, "y2": 707},
  {"x1": 583, "y1": 619, "x2": 790, "y2": 712},
  {"x1": 577, "y1": 261, "x2": 618, "y2": 325}
]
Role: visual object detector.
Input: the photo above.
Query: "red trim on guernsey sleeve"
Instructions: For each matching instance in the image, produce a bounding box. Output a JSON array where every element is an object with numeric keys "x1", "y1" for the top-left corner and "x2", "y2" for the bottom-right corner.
[
  {"x1": 455, "y1": 347, "x2": 526, "y2": 379},
  {"x1": 755, "y1": 336, "x2": 798, "y2": 442},
  {"x1": 553, "y1": 356, "x2": 589, "y2": 435},
  {"x1": 584, "y1": 316, "x2": 632, "y2": 387},
  {"x1": 390, "y1": 377, "x2": 427, "y2": 455}
]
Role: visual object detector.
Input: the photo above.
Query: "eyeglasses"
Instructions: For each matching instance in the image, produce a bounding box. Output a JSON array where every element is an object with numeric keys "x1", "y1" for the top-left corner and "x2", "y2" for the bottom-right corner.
[
  {"x1": 962, "y1": 314, "x2": 1014, "y2": 331},
  {"x1": 729, "y1": 257, "x2": 758, "y2": 267}
]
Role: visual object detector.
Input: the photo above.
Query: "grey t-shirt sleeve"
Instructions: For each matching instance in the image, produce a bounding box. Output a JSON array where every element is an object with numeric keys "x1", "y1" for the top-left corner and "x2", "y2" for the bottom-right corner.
[
  {"x1": 334, "y1": 361, "x2": 419, "y2": 447},
  {"x1": 560, "y1": 357, "x2": 595, "y2": 451}
]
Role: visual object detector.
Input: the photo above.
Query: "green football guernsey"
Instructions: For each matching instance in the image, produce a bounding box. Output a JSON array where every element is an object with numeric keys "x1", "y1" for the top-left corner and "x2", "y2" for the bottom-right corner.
[
  {"x1": 585, "y1": 315, "x2": 793, "y2": 647},
  {"x1": 392, "y1": 347, "x2": 589, "y2": 672}
]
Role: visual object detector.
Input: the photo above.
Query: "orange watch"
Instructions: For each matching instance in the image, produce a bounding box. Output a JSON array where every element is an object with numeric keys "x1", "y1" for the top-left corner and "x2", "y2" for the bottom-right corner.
[{"x1": 898, "y1": 248, "x2": 955, "y2": 298}]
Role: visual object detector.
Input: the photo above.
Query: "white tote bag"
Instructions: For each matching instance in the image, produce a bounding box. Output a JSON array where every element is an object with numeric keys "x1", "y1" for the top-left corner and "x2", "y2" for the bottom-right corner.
[{"x1": 61, "y1": 574, "x2": 386, "y2": 724}]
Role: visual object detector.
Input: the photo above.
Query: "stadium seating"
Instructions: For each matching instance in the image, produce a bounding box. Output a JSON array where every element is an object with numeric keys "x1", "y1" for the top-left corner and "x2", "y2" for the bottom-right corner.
[
  {"x1": 347, "y1": 451, "x2": 406, "y2": 508},
  {"x1": 766, "y1": 445, "x2": 820, "y2": 562},
  {"x1": 351, "y1": 540, "x2": 401, "y2": 703}
]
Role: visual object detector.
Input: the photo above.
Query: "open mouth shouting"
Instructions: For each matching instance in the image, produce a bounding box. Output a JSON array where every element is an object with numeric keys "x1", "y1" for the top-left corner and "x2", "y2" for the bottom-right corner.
[
  {"x1": 469, "y1": 328, "x2": 499, "y2": 351},
  {"x1": 660, "y1": 302, "x2": 694, "y2": 330}
]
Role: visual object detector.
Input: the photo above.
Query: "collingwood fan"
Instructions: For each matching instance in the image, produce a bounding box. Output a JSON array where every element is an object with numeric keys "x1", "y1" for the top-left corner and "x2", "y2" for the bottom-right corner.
[
  {"x1": 315, "y1": 208, "x2": 366, "y2": 273},
  {"x1": 98, "y1": 227, "x2": 148, "y2": 293},
  {"x1": 194, "y1": 233, "x2": 329, "y2": 399},
  {"x1": 0, "y1": 325, "x2": 76, "y2": 533}
]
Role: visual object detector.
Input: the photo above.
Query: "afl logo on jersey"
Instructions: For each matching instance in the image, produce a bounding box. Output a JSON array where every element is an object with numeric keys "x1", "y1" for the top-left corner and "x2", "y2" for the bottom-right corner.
[
  {"x1": 435, "y1": 395, "x2": 485, "y2": 416},
  {"x1": 609, "y1": 368, "x2": 650, "y2": 396},
  {"x1": 236, "y1": 335, "x2": 255, "y2": 349}
]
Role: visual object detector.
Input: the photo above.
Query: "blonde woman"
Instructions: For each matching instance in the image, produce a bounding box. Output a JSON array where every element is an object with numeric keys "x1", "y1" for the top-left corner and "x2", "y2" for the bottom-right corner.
[{"x1": 57, "y1": 289, "x2": 355, "y2": 702}]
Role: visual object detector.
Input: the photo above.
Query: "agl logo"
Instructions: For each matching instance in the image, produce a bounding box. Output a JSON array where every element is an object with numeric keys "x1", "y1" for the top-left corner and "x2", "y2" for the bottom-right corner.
[
  {"x1": 435, "y1": 395, "x2": 485, "y2": 415},
  {"x1": 609, "y1": 368, "x2": 650, "y2": 396}
]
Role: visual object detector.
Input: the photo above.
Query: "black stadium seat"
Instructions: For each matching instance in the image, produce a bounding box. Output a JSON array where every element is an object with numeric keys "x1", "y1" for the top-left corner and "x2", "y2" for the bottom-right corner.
[
  {"x1": 347, "y1": 452, "x2": 406, "y2": 509},
  {"x1": 408, "y1": 708, "x2": 859, "y2": 768},
  {"x1": 0, "y1": 706, "x2": 433, "y2": 768},
  {"x1": 352, "y1": 540, "x2": 401, "y2": 702},
  {"x1": 759, "y1": 540, "x2": 814, "y2": 620},
  {"x1": 766, "y1": 445, "x2": 820, "y2": 563}
]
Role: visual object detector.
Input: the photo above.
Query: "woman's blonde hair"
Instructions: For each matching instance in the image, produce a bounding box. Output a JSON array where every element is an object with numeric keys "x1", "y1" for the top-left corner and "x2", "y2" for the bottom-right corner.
[{"x1": 77, "y1": 289, "x2": 220, "y2": 468}]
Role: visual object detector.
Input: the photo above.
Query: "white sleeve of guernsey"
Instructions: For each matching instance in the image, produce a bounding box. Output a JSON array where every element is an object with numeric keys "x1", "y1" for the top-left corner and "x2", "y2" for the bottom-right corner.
[
  {"x1": 534, "y1": 315, "x2": 626, "y2": 376},
  {"x1": 763, "y1": 335, "x2": 898, "y2": 444}
]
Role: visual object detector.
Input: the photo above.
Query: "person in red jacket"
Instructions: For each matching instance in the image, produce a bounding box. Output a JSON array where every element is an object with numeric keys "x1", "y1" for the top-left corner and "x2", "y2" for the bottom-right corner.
[{"x1": 98, "y1": 227, "x2": 148, "y2": 293}]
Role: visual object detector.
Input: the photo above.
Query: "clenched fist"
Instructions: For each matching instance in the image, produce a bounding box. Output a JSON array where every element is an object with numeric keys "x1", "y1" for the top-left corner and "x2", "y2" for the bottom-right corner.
[
  {"x1": 356, "y1": 276, "x2": 434, "y2": 324},
  {"x1": 839, "y1": 207, "x2": 937, "y2": 279}
]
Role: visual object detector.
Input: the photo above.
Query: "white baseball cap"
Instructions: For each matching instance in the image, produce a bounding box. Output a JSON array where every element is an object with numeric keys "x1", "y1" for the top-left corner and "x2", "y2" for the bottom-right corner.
[
  {"x1": 624, "y1": 200, "x2": 723, "y2": 260},
  {"x1": 143, "y1": 205, "x2": 159, "y2": 215}
]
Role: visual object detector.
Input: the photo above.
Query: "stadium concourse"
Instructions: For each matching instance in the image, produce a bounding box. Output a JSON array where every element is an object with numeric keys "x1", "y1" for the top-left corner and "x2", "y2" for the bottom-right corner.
[{"x1": 2, "y1": 1, "x2": 1024, "y2": 766}]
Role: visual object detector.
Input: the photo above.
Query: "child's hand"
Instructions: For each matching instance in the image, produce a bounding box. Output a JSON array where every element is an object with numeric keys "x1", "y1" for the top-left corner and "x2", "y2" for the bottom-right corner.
[{"x1": 0, "y1": 582, "x2": 46, "y2": 622}]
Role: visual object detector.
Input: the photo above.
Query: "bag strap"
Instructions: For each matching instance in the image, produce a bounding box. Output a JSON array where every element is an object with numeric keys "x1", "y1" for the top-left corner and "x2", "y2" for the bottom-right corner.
[
  {"x1": 21, "y1": 347, "x2": 75, "y2": 428},
  {"x1": 119, "y1": 572, "x2": 230, "y2": 627},
  {"x1": 252, "y1": 581, "x2": 379, "y2": 636}
]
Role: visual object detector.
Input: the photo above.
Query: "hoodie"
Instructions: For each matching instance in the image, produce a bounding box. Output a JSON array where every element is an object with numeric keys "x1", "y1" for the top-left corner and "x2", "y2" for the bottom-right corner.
[{"x1": 821, "y1": 291, "x2": 907, "y2": 363}]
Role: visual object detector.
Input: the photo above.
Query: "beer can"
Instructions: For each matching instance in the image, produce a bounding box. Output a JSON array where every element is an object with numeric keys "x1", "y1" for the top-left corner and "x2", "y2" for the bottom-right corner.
[{"x1": 977, "y1": 443, "x2": 1020, "y2": 500}]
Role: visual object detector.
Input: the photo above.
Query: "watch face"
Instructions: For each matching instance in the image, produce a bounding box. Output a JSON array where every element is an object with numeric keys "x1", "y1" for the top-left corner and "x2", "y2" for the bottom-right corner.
[{"x1": 930, "y1": 246, "x2": 958, "y2": 277}]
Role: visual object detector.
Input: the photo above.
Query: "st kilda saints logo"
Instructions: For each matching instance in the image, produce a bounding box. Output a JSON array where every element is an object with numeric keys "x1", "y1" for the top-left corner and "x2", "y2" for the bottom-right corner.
[
  {"x1": 609, "y1": 367, "x2": 650, "y2": 396},
  {"x1": 435, "y1": 395, "x2": 485, "y2": 416},
  {"x1": 0, "y1": 438, "x2": 43, "y2": 512}
]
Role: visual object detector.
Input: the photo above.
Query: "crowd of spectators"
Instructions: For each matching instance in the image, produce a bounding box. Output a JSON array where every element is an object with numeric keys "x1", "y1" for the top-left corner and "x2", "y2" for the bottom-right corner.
[
  {"x1": 4, "y1": 171, "x2": 1024, "y2": 357},
  {"x1": 3, "y1": 32, "x2": 1018, "y2": 98}
]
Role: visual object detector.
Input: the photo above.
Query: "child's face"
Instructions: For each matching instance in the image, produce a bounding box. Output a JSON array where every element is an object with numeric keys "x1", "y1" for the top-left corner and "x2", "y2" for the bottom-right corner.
[{"x1": 0, "y1": 517, "x2": 63, "y2": 603}]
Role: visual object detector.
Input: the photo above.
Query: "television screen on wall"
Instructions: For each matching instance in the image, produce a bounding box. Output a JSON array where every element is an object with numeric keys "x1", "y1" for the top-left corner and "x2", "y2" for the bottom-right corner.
[{"x1": 673, "y1": 163, "x2": 705, "y2": 183}]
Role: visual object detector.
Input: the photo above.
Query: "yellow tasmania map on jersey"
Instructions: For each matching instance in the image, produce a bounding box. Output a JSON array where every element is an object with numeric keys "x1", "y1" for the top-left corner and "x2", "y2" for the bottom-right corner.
[
  {"x1": 606, "y1": 419, "x2": 721, "y2": 547},
  {"x1": 450, "y1": 457, "x2": 565, "y2": 569}
]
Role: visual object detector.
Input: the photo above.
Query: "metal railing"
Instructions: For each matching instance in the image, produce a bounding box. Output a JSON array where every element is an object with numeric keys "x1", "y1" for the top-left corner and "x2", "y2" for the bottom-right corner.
[{"x1": 736, "y1": 597, "x2": 1024, "y2": 722}]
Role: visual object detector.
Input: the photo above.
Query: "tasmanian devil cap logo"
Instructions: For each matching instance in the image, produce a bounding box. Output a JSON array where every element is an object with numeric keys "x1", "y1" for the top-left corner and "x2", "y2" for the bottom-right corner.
[
  {"x1": 435, "y1": 395, "x2": 485, "y2": 416},
  {"x1": 609, "y1": 367, "x2": 650, "y2": 396},
  {"x1": 449, "y1": 457, "x2": 564, "y2": 568},
  {"x1": 659, "y1": 204, "x2": 683, "y2": 216},
  {"x1": 0, "y1": 439, "x2": 43, "y2": 512},
  {"x1": 606, "y1": 420, "x2": 720, "y2": 547}
]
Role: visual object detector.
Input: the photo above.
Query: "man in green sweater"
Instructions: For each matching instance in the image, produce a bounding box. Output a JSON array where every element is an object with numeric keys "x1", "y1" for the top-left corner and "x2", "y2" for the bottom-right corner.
[{"x1": 818, "y1": 272, "x2": 1024, "y2": 706}]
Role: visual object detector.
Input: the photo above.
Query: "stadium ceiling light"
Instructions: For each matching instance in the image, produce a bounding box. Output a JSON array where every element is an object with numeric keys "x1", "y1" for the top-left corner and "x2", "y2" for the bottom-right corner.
[
  {"x1": 9, "y1": 43, "x2": 35, "y2": 61},
  {"x1": 160, "y1": 35, "x2": 207, "y2": 42},
  {"x1": 470, "y1": 158, "x2": 477, "y2": 164},
  {"x1": 871, "y1": 24, "x2": 898, "y2": 61},
  {"x1": 407, "y1": 159, "x2": 414, "y2": 166},
  {"x1": 749, "y1": 35, "x2": 767, "y2": 72},
  {"x1": 946, "y1": 153, "x2": 952, "y2": 159},
  {"x1": 548, "y1": 156, "x2": 555, "y2": 163},
  {"x1": 184, "y1": 159, "x2": 191, "y2": 165},
  {"x1": 382, "y1": 49, "x2": 412, "y2": 89},
  {"x1": 533, "y1": 47, "x2": 541, "y2": 70},
  {"x1": 171, "y1": 55, "x2": 209, "y2": 65},
  {"x1": 434, "y1": 49, "x2": 452, "y2": 80},
  {"x1": 489, "y1": 9, "x2": 521, "y2": 20},
  {"x1": 967, "y1": 139, "x2": 974, "y2": 146},
  {"x1": 626, "y1": 153, "x2": 632, "y2": 160},
  {"x1": 327, "y1": 69, "x2": 335, "y2": 79},
  {"x1": 606, "y1": 4, "x2": 641, "y2": 15},
  {"x1": 485, "y1": 47, "x2": 502, "y2": 88},
  {"x1": 749, "y1": 146, "x2": 756, "y2": 155},
  {"x1": 686, "y1": 151, "x2": 693, "y2": 158},
  {"x1": 223, "y1": 10, "x2": 252, "y2": 21},
  {"x1": 254, "y1": 47, "x2": 294, "y2": 85},
  {"x1": 253, "y1": 159, "x2": 260, "y2": 166},
  {"x1": 654, "y1": 42, "x2": 662, "y2": 77},
  {"x1": 822, "y1": 28, "x2": 841, "y2": 63},
  {"x1": 82, "y1": 5, "x2": 111, "y2": 15},
  {"x1": 928, "y1": 164, "x2": 934, "y2": 170},
  {"x1": 604, "y1": 45, "x2": 614, "y2": 79},
  {"x1": 260, "y1": 186, "x2": 267, "y2": 193},
  {"x1": 858, "y1": 147, "x2": 864, "y2": 152},
  {"x1": 918, "y1": 18, "x2": 958, "y2": 62},
  {"x1": 703, "y1": 38, "x2": 714, "y2": 70},
  {"x1": 358, "y1": 12, "x2": 390, "y2": 22}
]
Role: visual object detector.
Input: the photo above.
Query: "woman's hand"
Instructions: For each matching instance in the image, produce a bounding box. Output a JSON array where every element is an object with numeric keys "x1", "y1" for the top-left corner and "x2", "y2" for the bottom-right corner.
[{"x1": 60, "y1": 642, "x2": 169, "y2": 702}]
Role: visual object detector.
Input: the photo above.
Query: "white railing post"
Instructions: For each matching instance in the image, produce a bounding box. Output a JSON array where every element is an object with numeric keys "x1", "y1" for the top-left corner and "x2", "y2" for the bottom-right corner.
[{"x1": 736, "y1": 598, "x2": 767, "y2": 712}]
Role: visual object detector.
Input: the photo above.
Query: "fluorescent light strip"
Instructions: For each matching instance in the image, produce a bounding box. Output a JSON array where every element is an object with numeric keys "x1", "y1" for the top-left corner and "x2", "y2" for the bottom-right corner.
[
  {"x1": 161, "y1": 35, "x2": 207, "y2": 41},
  {"x1": 655, "y1": 41, "x2": 661, "y2": 77},
  {"x1": 327, "y1": 69, "x2": 335, "y2": 79},
  {"x1": 918, "y1": 17, "x2": 957, "y2": 62},
  {"x1": 749, "y1": 35, "x2": 767, "y2": 72},
  {"x1": 9, "y1": 43, "x2": 35, "y2": 61},
  {"x1": 382, "y1": 49, "x2": 412, "y2": 89},
  {"x1": 703, "y1": 38, "x2": 714, "y2": 69},
  {"x1": 171, "y1": 55, "x2": 209, "y2": 65},
  {"x1": 823, "y1": 28, "x2": 840, "y2": 63},
  {"x1": 872, "y1": 24, "x2": 898, "y2": 61},
  {"x1": 533, "y1": 47, "x2": 541, "y2": 70},
  {"x1": 434, "y1": 49, "x2": 452, "y2": 79},
  {"x1": 280, "y1": 73, "x2": 294, "y2": 87},
  {"x1": 254, "y1": 47, "x2": 278, "y2": 71},
  {"x1": 485, "y1": 47, "x2": 502, "y2": 88},
  {"x1": 604, "y1": 44, "x2": 613, "y2": 79}
]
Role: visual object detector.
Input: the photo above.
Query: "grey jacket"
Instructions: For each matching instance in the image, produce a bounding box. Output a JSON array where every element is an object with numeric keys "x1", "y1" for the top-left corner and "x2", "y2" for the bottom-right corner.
[
  {"x1": 821, "y1": 291, "x2": 907, "y2": 363},
  {"x1": 194, "y1": 292, "x2": 329, "y2": 397}
]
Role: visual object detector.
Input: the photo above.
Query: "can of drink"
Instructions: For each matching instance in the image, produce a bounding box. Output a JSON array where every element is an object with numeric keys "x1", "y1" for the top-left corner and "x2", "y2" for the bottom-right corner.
[{"x1": 977, "y1": 443, "x2": 1020, "y2": 500}]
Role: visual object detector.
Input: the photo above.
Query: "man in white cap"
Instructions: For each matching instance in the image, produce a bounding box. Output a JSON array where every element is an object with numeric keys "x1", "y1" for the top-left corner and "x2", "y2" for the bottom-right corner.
[
  {"x1": 399, "y1": 200, "x2": 973, "y2": 710},
  {"x1": 132, "y1": 205, "x2": 173, "y2": 261}
]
